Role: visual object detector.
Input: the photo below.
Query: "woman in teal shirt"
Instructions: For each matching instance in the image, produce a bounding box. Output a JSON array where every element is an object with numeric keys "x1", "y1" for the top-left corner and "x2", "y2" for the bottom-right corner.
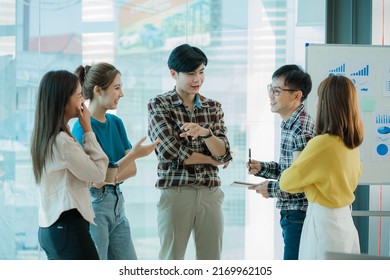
[{"x1": 72, "y1": 62, "x2": 159, "y2": 260}]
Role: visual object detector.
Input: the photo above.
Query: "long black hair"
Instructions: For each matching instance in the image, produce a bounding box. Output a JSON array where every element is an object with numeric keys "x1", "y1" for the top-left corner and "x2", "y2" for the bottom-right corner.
[{"x1": 30, "y1": 70, "x2": 79, "y2": 183}]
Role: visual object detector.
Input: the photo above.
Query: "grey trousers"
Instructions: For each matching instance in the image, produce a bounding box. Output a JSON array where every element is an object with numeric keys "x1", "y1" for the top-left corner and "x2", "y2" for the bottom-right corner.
[{"x1": 157, "y1": 186, "x2": 224, "y2": 260}]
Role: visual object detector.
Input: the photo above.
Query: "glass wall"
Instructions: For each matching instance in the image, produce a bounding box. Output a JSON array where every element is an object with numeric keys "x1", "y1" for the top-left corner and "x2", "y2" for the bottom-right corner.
[
  {"x1": 0, "y1": 0, "x2": 326, "y2": 260},
  {"x1": 367, "y1": 0, "x2": 390, "y2": 258}
]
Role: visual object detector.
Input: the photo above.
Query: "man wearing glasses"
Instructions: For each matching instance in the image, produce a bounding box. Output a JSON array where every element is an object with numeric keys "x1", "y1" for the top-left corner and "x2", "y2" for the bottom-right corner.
[{"x1": 247, "y1": 64, "x2": 315, "y2": 260}]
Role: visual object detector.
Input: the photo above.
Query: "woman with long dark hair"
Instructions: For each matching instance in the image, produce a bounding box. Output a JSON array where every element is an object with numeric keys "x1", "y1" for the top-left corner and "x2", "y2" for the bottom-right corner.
[
  {"x1": 31, "y1": 70, "x2": 108, "y2": 259},
  {"x1": 280, "y1": 75, "x2": 364, "y2": 259}
]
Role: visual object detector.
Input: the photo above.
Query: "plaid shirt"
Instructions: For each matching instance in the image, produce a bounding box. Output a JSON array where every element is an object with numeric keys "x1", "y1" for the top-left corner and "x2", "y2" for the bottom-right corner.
[
  {"x1": 256, "y1": 104, "x2": 315, "y2": 211},
  {"x1": 147, "y1": 88, "x2": 232, "y2": 188}
]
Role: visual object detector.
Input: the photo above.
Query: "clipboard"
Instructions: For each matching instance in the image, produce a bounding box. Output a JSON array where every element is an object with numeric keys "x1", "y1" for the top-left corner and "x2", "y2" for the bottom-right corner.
[{"x1": 230, "y1": 181, "x2": 258, "y2": 188}]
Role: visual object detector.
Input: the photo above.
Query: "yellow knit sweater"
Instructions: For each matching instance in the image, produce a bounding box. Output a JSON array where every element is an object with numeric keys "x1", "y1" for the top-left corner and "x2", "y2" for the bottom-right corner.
[{"x1": 280, "y1": 134, "x2": 362, "y2": 208}]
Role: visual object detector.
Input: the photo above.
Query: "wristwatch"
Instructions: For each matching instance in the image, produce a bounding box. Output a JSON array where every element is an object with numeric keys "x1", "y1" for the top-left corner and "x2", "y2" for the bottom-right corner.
[{"x1": 201, "y1": 129, "x2": 213, "y2": 139}]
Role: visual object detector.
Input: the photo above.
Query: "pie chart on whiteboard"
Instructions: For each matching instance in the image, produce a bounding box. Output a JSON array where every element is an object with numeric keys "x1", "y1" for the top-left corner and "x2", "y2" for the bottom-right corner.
[{"x1": 376, "y1": 144, "x2": 388, "y2": 156}]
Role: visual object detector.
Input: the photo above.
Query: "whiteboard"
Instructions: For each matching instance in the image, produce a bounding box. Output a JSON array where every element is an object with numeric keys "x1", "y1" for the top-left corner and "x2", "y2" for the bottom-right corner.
[{"x1": 305, "y1": 44, "x2": 390, "y2": 185}]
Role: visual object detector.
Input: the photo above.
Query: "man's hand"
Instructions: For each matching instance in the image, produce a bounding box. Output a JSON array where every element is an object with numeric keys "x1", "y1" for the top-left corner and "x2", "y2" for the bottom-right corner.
[
  {"x1": 247, "y1": 159, "x2": 261, "y2": 174},
  {"x1": 179, "y1": 123, "x2": 210, "y2": 140},
  {"x1": 210, "y1": 158, "x2": 231, "y2": 169},
  {"x1": 248, "y1": 180, "x2": 269, "y2": 198}
]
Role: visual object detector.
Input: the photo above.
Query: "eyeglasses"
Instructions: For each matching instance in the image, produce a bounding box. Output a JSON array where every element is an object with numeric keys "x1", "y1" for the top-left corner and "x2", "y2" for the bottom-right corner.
[{"x1": 267, "y1": 84, "x2": 298, "y2": 96}]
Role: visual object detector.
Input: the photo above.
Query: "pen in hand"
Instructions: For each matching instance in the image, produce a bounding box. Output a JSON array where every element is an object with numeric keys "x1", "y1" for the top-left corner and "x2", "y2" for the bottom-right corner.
[{"x1": 248, "y1": 148, "x2": 251, "y2": 172}]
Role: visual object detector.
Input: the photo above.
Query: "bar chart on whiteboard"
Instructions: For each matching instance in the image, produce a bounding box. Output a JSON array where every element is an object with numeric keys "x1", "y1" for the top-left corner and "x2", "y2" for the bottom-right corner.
[{"x1": 306, "y1": 43, "x2": 390, "y2": 184}]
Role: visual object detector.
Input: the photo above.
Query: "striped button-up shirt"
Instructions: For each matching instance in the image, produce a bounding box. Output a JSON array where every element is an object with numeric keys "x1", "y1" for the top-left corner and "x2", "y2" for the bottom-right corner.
[
  {"x1": 147, "y1": 88, "x2": 232, "y2": 188},
  {"x1": 256, "y1": 104, "x2": 315, "y2": 211}
]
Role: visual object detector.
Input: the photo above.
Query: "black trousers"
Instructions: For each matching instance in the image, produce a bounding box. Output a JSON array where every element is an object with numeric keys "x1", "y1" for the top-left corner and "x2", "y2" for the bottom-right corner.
[{"x1": 38, "y1": 208, "x2": 99, "y2": 260}]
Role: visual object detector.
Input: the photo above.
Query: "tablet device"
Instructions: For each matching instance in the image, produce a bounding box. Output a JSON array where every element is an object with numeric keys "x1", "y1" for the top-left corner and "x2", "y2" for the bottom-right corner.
[{"x1": 230, "y1": 181, "x2": 258, "y2": 188}]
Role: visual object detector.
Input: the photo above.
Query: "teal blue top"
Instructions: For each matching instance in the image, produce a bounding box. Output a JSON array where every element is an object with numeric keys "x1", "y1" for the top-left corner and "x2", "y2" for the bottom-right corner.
[{"x1": 72, "y1": 113, "x2": 132, "y2": 163}]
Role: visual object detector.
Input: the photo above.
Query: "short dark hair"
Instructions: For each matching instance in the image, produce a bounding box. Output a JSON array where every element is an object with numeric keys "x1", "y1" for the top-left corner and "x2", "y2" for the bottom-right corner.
[
  {"x1": 167, "y1": 44, "x2": 208, "y2": 72},
  {"x1": 272, "y1": 64, "x2": 312, "y2": 102}
]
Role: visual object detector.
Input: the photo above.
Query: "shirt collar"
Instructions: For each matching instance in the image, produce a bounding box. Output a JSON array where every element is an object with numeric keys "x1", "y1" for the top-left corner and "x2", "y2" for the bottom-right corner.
[
  {"x1": 171, "y1": 87, "x2": 209, "y2": 109},
  {"x1": 281, "y1": 103, "x2": 306, "y2": 129}
]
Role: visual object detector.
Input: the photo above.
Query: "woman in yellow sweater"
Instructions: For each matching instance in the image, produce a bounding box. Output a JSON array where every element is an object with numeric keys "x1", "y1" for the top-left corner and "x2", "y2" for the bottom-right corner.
[{"x1": 280, "y1": 75, "x2": 364, "y2": 260}]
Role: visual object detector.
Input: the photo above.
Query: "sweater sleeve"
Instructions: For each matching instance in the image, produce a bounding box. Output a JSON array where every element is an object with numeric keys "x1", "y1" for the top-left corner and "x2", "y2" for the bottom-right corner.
[
  {"x1": 64, "y1": 131, "x2": 109, "y2": 184},
  {"x1": 280, "y1": 136, "x2": 327, "y2": 194}
]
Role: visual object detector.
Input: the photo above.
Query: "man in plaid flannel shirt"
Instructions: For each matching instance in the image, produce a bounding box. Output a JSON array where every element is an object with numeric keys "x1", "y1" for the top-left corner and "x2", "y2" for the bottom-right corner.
[
  {"x1": 248, "y1": 64, "x2": 315, "y2": 260},
  {"x1": 147, "y1": 44, "x2": 232, "y2": 260}
]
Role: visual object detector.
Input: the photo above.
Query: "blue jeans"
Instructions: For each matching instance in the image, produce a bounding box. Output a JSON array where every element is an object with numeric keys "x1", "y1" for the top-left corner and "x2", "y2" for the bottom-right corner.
[
  {"x1": 280, "y1": 209, "x2": 306, "y2": 260},
  {"x1": 90, "y1": 185, "x2": 137, "y2": 260}
]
